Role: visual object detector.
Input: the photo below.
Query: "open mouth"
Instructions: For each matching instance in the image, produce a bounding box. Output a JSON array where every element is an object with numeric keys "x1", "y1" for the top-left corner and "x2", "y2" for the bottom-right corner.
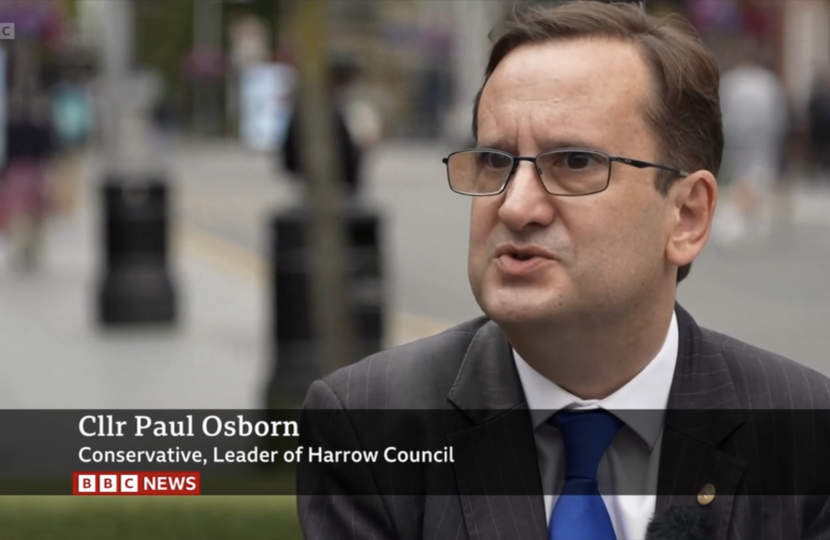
[
  {"x1": 512, "y1": 253, "x2": 534, "y2": 261},
  {"x1": 494, "y1": 245, "x2": 557, "y2": 274},
  {"x1": 496, "y1": 247, "x2": 555, "y2": 261}
]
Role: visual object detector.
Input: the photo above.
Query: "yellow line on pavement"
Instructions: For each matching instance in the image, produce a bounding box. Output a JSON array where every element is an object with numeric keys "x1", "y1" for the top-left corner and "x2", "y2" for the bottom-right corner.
[
  {"x1": 176, "y1": 224, "x2": 267, "y2": 286},
  {"x1": 176, "y1": 223, "x2": 455, "y2": 345}
]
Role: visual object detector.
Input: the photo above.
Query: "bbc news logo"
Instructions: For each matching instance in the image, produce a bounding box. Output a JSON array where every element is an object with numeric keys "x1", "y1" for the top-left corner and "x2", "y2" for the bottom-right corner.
[
  {"x1": 0, "y1": 24, "x2": 14, "y2": 39},
  {"x1": 73, "y1": 471, "x2": 201, "y2": 496}
]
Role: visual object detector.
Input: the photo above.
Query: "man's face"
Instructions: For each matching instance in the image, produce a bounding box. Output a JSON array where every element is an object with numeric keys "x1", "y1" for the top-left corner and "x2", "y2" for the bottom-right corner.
[{"x1": 468, "y1": 38, "x2": 678, "y2": 327}]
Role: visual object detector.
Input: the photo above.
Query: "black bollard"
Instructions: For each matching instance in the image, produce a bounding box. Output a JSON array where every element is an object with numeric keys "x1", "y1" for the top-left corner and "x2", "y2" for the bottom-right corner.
[
  {"x1": 265, "y1": 200, "x2": 384, "y2": 406},
  {"x1": 97, "y1": 175, "x2": 177, "y2": 326}
]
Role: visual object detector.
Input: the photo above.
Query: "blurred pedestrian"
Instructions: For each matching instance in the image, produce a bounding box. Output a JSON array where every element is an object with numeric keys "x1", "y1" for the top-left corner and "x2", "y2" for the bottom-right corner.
[
  {"x1": 807, "y1": 68, "x2": 830, "y2": 183},
  {"x1": 280, "y1": 59, "x2": 379, "y2": 197},
  {"x1": 50, "y1": 62, "x2": 92, "y2": 216},
  {"x1": 715, "y1": 42, "x2": 788, "y2": 245},
  {"x1": 416, "y1": 20, "x2": 453, "y2": 138},
  {"x1": 0, "y1": 92, "x2": 56, "y2": 269}
]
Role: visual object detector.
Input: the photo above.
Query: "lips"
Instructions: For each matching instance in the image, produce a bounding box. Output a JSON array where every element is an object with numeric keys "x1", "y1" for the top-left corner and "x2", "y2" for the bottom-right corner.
[
  {"x1": 494, "y1": 244, "x2": 557, "y2": 261},
  {"x1": 493, "y1": 244, "x2": 557, "y2": 276}
]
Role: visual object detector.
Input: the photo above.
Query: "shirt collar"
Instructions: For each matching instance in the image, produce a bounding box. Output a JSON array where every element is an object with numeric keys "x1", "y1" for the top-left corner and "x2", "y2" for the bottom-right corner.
[{"x1": 513, "y1": 310, "x2": 678, "y2": 450}]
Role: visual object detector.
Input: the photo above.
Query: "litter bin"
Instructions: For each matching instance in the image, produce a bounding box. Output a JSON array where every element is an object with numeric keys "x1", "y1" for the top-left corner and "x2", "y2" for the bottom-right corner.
[
  {"x1": 265, "y1": 201, "x2": 384, "y2": 405},
  {"x1": 97, "y1": 176, "x2": 177, "y2": 325}
]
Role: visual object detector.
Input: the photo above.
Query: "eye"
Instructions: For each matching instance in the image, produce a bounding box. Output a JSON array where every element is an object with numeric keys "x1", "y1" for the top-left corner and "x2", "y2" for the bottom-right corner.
[
  {"x1": 477, "y1": 151, "x2": 513, "y2": 170},
  {"x1": 563, "y1": 151, "x2": 599, "y2": 170}
]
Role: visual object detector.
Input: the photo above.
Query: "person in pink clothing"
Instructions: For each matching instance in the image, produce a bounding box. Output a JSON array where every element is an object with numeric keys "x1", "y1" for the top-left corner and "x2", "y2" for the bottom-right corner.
[{"x1": 0, "y1": 93, "x2": 56, "y2": 269}]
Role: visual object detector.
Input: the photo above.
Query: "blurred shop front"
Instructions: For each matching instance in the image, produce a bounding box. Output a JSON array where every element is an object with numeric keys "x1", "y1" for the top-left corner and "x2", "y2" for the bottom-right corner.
[
  {"x1": 651, "y1": 0, "x2": 783, "y2": 65},
  {"x1": 328, "y1": 0, "x2": 821, "y2": 140},
  {"x1": 657, "y1": 0, "x2": 830, "y2": 117}
]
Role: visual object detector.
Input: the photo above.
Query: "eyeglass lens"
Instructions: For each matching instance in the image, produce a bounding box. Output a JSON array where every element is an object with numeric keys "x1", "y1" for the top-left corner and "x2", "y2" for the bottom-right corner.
[{"x1": 447, "y1": 150, "x2": 610, "y2": 195}]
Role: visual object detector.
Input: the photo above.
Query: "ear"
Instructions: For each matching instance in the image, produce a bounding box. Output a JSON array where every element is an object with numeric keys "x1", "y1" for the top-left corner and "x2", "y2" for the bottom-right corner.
[{"x1": 665, "y1": 170, "x2": 717, "y2": 269}]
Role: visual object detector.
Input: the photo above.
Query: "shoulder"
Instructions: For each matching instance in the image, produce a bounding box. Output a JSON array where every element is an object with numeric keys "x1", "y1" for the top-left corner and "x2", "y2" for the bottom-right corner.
[
  {"x1": 305, "y1": 317, "x2": 490, "y2": 410},
  {"x1": 699, "y1": 327, "x2": 830, "y2": 408}
]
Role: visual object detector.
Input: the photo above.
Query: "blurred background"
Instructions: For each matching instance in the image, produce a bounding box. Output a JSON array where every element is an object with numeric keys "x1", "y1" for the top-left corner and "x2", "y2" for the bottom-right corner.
[{"x1": 0, "y1": 0, "x2": 828, "y2": 538}]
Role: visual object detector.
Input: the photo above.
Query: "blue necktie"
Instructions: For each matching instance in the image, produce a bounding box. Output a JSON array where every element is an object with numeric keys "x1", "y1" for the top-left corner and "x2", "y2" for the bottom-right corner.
[{"x1": 548, "y1": 409, "x2": 623, "y2": 540}]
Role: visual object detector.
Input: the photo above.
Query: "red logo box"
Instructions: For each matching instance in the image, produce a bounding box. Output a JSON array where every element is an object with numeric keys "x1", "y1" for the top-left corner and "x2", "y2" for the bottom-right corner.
[{"x1": 73, "y1": 471, "x2": 201, "y2": 495}]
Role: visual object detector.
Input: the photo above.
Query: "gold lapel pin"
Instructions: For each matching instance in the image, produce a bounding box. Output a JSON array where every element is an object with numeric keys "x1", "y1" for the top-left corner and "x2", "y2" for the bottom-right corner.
[{"x1": 697, "y1": 483, "x2": 716, "y2": 506}]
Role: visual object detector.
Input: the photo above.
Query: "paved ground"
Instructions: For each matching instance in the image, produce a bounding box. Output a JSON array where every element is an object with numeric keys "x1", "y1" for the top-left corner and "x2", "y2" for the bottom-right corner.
[
  {"x1": 1, "y1": 139, "x2": 829, "y2": 410},
  {"x1": 0, "y1": 181, "x2": 268, "y2": 409},
  {"x1": 0, "y1": 140, "x2": 457, "y2": 409}
]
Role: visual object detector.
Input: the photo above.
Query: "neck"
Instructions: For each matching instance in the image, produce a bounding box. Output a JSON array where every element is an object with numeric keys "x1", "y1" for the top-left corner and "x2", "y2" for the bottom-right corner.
[{"x1": 505, "y1": 302, "x2": 675, "y2": 400}]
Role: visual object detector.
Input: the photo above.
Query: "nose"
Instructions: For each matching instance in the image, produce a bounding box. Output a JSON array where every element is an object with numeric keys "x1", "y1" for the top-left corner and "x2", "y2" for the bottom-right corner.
[{"x1": 497, "y1": 160, "x2": 556, "y2": 231}]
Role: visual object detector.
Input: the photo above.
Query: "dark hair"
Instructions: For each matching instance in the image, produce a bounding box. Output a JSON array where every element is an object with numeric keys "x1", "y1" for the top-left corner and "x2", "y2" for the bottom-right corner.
[{"x1": 472, "y1": 1, "x2": 723, "y2": 283}]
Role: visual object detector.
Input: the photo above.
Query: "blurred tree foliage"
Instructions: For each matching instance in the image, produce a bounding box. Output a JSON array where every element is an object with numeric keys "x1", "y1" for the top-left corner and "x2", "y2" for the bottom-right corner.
[
  {"x1": 62, "y1": 0, "x2": 79, "y2": 18},
  {"x1": 132, "y1": 0, "x2": 194, "y2": 110}
]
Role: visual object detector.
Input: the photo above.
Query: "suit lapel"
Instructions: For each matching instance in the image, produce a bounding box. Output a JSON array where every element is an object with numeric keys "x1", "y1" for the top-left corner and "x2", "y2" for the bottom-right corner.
[
  {"x1": 447, "y1": 320, "x2": 548, "y2": 540},
  {"x1": 444, "y1": 307, "x2": 748, "y2": 539},
  {"x1": 656, "y1": 305, "x2": 747, "y2": 539}
]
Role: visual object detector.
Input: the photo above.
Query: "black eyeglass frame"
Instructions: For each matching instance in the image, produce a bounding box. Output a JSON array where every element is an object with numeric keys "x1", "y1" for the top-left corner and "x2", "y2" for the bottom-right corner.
[{"x1": 441, "y1": 147, "x2": 690, "y2": 197}]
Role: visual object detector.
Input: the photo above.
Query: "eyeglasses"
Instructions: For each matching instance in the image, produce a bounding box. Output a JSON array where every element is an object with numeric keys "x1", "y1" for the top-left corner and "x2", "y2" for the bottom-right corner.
[{"x1": 442, "y1": 148, "x2": 689, "y2": 197}]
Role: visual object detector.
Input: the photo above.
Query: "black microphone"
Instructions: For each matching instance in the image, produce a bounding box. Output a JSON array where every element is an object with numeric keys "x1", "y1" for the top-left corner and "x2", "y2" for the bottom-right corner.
[{"x1": 645, "y1": 506, "x2": 712, "y2": 540}]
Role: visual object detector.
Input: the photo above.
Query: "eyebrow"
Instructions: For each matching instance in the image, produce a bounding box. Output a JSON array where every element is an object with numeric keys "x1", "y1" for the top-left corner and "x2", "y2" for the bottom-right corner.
[{"x1": 475, "y1": 135, "x2": 605, "y2": 153}]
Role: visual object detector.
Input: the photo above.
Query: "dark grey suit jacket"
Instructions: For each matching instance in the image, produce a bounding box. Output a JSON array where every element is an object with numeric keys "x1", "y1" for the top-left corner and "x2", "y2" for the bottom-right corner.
[{"x1": 297, "y1": 305, "x2": 830, "y2": 539}]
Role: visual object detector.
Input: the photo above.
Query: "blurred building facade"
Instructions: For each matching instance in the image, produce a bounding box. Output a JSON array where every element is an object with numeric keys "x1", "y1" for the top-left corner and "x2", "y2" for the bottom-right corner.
[
  {"x1": 320, "y1": 0, "x2": 506, "y2": 141},
  {"x1": 668, "y1": 0, "x2": 827, "y2": 119},
  {"x1": 320, "y1": 0, "x2": 830, "y2": 142},
  {"x1": 55, "y1": 0, "x2": 830, "y2": 144}
]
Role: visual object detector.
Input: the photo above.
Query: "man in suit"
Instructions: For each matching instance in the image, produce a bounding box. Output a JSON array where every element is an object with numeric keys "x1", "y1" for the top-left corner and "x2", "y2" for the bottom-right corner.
[
  {"x1": 282, "y1": 59, "x2": 364, "y2": 196},
  {"x1": 297, "y1": 2, "x2": 830, "y2": 539}
]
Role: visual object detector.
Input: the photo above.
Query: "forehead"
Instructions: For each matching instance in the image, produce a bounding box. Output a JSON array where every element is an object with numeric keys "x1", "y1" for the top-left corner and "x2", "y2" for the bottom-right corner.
[{"x1": 477, "y1": 38, "x2": 655, "y2": 151}]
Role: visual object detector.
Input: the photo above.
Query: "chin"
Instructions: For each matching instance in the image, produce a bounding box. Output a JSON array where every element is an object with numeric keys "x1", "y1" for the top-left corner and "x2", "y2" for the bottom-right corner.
[{"x1": 477, "y1": 288, "x2": 564, "y2": 327}]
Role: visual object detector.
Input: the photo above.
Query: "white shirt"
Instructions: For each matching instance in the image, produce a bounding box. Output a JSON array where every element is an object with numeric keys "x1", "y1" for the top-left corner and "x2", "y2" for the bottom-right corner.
[{"x1": 513, "y1": 311, "x2": 678, "y2": 540}]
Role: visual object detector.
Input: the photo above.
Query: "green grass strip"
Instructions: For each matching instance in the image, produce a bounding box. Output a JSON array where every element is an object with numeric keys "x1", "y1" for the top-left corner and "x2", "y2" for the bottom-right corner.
[{"x1": 0, "y1": 495, "x2": 301, "y2": 540}]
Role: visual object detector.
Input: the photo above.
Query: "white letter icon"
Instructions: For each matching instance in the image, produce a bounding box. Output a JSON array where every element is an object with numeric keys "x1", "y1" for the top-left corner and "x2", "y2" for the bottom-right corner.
[
  {"x1": 99, "y1": 474, "x2": 117, "y2": 493},
  {"x1": 121, "y1": 474, "x2": 138, "y2": 493},
  {"x1": 78, "y1": 474, "x2": 96, "y2": 493}
]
